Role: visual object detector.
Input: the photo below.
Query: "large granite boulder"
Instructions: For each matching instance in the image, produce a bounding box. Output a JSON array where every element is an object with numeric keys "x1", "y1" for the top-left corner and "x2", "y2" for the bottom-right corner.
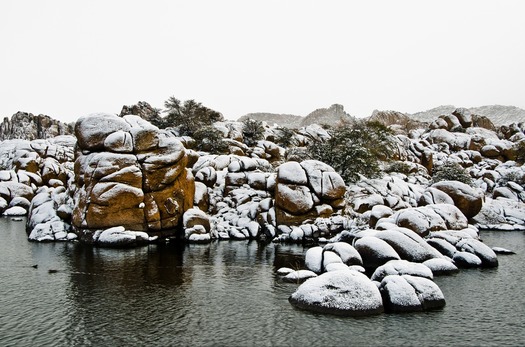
[
  {"x1": 289, "y1": 270, "x2": 384, "y2": 316},
  {"x1": 432, "y1": 181, "x2": 484, "y2": 218},
  {"x1": 72, "y1": 113, "x2": 194, "y2": 241},
  {"x1": 275, "y1": 160, "x2": 345, "y2": 226},
  {"x1": 379, "y1": 275, "x2": 446, "y2": 312}
]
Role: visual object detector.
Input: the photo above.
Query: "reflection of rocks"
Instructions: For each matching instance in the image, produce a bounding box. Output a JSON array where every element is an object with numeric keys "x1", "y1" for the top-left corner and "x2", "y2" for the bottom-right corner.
[{"x1": 72, "y1": 113, "x2": 195, "y2": 242}]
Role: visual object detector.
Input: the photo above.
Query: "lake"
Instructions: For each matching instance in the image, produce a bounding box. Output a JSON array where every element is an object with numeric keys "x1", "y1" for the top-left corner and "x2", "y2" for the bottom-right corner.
[{"x1": 0, "y1": 217, "x2": 524, "y2": 346}]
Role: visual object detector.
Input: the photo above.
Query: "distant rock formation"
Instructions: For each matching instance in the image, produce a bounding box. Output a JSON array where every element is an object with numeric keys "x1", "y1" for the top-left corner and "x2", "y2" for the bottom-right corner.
[
  {"x1": 410, "y1": 105, "x2": 524, "y2": 127},
  {"x1": 238, "y1": 112, "x2": 303, "y2": 128},
  {"x1": 368, "y1": 110, "x2": 426, "y2": 133},
  {"x1": 300, "y1": 104, "x2": 354, "y2": 127},
  {"x1": 238, "y1": 104, "x2": 354, "y2": 128},
  {"x1": 0, "y1": 112, "x2": 74, "y2": 141}
]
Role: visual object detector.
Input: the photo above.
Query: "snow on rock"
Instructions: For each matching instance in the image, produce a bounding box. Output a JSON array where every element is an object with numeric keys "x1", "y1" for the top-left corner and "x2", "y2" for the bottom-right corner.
[
  {"x1": 473, "y1": 197, "x2": 525, "y2": 230},
  {"x1": 277, "y1": 161, "x2": 307, "y2": 185},
  {"x1": 3, "y1": 206, "x2": 27, "y2": 216},
  {"x1": 371, "y1": 259, "x2": 434, "y2": 282},
  {"x1": 426, "y1": 238, "x2": 457, "y2": 258},
  {"x1": 93, "y1": 226, "x2": 150, "y2": 247},
  {"x1": 275, "y1": 183, "x2": 314, "y2": 215},
  {"x1": 418, "y1": 187, "x2": 455, "y2": 206},
  {"x1": 277, "y1": 267, "x2": 295, "y2": 275},
  {"x1": 427, "y1": 204, "x2": 469, "y2": 231},
  {"x1": 354, "y1": 236, "x2": 401, "y2": 269},
  {"x1": 322, "y1": 250, "x2": 344, "y2": 270},
  {"x1": 374, "y1": 227, "x2": 442, "y2": 262},
  {"x1": 379, "y1": 275, "x2": 446, "y2": 312},
  {"x1": 431, "y1": 181, "x2": 484, "y2": 218},
  {"x1": 305, "y1": 246, "x2": 324, "y2": 273},
  {"x1": 456, "y1": 238, "x2": 498, "y2": 267},
  {"x1": 323, "y1": 242, "x2": 363, "y2": 266},
  {"x1": 325, "y1": 263, "x2": 351, "y2": 272},
  {"x1": 289, "y1": 270, "x2": 384, "y2": 316},
  {"x1": 423, "y1": 258, "x2": 459, "y2": 275},
  {"x1": 491, "y1": 247, "x2": 515, "y2": 255},
  {"x1": 282, "y1": 270, "x2": 318, "y2": 283},
  {"x1": 183, "y1": 208, "x2": 211, "y2": 232},
  {"x1": 452, "y1": 251, "x2": 482, "y2": 268},
  {"x1": 393, "y1": 206, "x2": 447, "y2": 237}
]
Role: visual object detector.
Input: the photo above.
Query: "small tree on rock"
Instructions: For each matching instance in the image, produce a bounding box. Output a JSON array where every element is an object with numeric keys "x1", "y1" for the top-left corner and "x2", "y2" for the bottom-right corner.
[
  {"x1": 242, "y1": 118, "x2": 265, "y2": 146},
  {"x1": 307, "y1": 120, "x2": 396, "y2": 183},
  {"x1": 153, "y1": 97, "x2": 223, "y2": 136},
  {"x1": 432, "y1": 161, "x2": 473, "y2": 186},
  {"x1": 192, "y1": 126, "x2": 229, "y2": 154}
]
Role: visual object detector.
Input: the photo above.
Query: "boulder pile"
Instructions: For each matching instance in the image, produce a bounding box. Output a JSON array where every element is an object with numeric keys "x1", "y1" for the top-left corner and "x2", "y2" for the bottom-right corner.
[{"x1": 72, "y1": 113, "x2": 195, "y2": 243}]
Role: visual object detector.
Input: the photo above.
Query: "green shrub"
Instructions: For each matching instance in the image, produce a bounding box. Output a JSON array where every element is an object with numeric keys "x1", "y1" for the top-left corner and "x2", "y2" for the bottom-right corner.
[
  {"x1": 307, "y1": 120, "x2": 396, "y2": 183},
  {"x1": 153, "y1": 97, "x2": 223, "y2": 136},
  {"x1": 242, "y1": 118, "x2": 265, "y2": 146},
  {"x1": 432, "y1": 161, "x2": 473, "y2": 185},
  {"x1": 274, "y1": 126, "x2": 296, "y2": 148},
  {"x1": 385, "y1": 161, "x2": 415, "y2": 175},
  {"x1": 192, "y1": 126, "x2": 229, "y2": 154}
]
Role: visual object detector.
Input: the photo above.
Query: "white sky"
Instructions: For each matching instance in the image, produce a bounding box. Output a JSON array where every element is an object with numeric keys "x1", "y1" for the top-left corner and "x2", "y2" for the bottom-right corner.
[{"x1": 1, "y1": 0, "x2": 524, "y2": 122}]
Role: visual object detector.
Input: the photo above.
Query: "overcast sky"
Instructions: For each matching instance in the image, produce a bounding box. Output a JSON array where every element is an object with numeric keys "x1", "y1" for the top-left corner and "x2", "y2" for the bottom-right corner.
[{"x1": 1, "y1": 0, "x2": 524, "y2": 123}]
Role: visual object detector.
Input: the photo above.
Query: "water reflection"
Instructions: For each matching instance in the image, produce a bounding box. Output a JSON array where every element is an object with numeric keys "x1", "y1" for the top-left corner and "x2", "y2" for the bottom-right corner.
[
  {"x1": 2, "y1": 217, "x2": 524, "y2": 347},
  {"x1": 62, "y1": 240, "x2": 308, "y2": 345}
]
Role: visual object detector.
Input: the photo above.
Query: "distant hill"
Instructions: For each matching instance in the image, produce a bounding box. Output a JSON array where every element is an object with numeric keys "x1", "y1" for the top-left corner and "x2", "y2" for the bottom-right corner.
[
  {"x1": 237, "y1": 112, "x2": 303, "y2": 128},
  {"x1": 410, "y1": 105, "x2": 525, "y2": 126},
  {"x1": 238, "y1": 104, "x2": 354, "y2": 128}
]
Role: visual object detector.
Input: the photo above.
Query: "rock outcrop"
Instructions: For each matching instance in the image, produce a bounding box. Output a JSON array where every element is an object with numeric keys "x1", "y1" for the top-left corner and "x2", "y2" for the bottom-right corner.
[
  {"x1": 0, "y1": 112, "x2": 73, "y2": 141},
  {"x1": 119, "y1": 101, "x2": 163, "y2": 125},
  {"x1": 72, "y1": 113, "x2": 195, "y2": 242}
]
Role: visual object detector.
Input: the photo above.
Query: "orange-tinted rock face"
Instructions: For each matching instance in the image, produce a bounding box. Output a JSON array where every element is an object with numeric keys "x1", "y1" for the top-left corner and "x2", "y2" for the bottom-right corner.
[{"x1": 72, "y1": 113, "x2": 194, "y2": 240}]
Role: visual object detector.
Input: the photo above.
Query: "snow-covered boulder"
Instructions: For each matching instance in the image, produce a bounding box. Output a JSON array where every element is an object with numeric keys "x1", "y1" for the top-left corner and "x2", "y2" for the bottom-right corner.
[
  {"x1": 432, "y1": 181, "x2": 484, "y2": 218},
  {"x1": 379, "y1": 275, "x2": 446, "y2": 312},
  {"x1": 456, "y1": 238, "x2": 498, "y2": 267},
  {"x1": 289, "y1": 270, "x2": 384, "y2": 316},
  {"x1": 323, "y1": 242, "x2": 363, "y2": 266},
  {"x1": 274, "y1": 160, "x2": 346, "y2": 226},
  {"x1": 426, "y1": 238, "x2": 457, "y2": 258},
  {"x1": 371, "y1": 259, "x2": 433, "y2": 282},
  {"x1": 3, "y1": 206, "x2": 27, "y2": 216},
  {"x1": 304, "y1": 246, "x2": 324, "y2": 273},
  {"x1": 423, "y1": 258, "x2": 459, "y2": 276},
  {"x1": 452, "y1": 251, "x2": 482, "y2": 268},
  {"x1": 282, "y1": 270, "x2": 318, "y2": 283},
  {"x1": 374, "y1": 227, "x2": 442, "y2": 262},
  {"x1": 353, "y1": 236, "x2": 401, "y2": 269},
  {"x1": 93, "y1": 226, "x2": 151, "y2": 247}
]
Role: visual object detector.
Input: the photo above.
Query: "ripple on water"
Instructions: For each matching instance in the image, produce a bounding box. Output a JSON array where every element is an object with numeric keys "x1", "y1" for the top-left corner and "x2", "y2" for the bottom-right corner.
[{"x1": 1, "y1": 220, "x2": 524, "y2": 347}]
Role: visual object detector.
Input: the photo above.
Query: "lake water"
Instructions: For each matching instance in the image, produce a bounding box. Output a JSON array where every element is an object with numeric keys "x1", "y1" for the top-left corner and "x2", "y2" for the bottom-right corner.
[{"x1": 1, "y1": 217, "x2": 524, "y2": 346}]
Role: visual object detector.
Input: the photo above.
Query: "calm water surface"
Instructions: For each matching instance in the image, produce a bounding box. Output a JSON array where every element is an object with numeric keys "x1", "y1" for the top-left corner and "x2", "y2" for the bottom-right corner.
[{"x1": 1, "y1": 217, "x2": 524, "y2": 346}]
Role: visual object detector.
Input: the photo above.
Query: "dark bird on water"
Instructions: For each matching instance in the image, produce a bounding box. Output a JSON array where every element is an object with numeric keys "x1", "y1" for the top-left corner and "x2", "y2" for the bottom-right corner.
[
  {"x1": 31, "y1": 264, "x2": 38, "y2": 269},
  {"x1": 48, "y1": 269, "x2": 59, "y2": 274}
]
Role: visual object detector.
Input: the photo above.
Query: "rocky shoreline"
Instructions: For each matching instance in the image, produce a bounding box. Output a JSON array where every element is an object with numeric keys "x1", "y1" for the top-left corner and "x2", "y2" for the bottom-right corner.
[{"x1": 1, "y1": 105, "x2": 523, "y2": 316}]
